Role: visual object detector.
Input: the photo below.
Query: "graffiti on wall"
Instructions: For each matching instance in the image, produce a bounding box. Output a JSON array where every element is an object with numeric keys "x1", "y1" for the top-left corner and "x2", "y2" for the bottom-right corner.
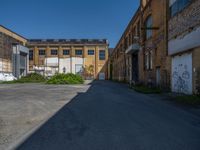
[
  {"x1": 196, "y1": 68, "x2": 200, "y2": 95},
  {"x1": 172, "y1": 64, "x2": 190, "y2": 93},
  {"x1": 172, "y1": 53, "x2": 192, "y2": 94}
]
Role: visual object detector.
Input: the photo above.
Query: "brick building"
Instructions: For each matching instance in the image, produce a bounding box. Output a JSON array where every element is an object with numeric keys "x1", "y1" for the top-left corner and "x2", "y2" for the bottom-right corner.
[
  {"x1": 0, "y1": 25, "x2": 29, "y2": 78},
  {"x1": 111, "y1": 8, "x2": 141, "y2": 83},
  {"x1": 27, "y1": 39, "x2": 109, "y2": 80},
  {"x1": 111, "y1": 0, "x2": 170, "y2": 89},
  {"x1": 168, "y1": 0, "x2": 200, "y2": 94},
  {"x1": 140, "y1": 0, "x2": 170, "y2": 89}
]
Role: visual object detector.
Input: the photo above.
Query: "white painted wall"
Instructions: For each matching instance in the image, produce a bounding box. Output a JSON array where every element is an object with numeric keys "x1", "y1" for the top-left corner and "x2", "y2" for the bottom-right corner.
[
  {"x1": 168, "y1": 27, "x2": 200, "y2": 55},
  {"x1": 59, "y1": 58, "x2": 71, "y2": 73},
  {"x1": 35, "y1": 57, "x2": 85, "y2": 75},
  {"x1": 172, "y1": 53, "x2": 193, "y2": 94},
  {"x1": 45, "y1": 57, "x2": 58, "y2": 67},
  {"x1": 71, "y1": 57, "x2": 84, "y2": 74},
  {"x1": 99, "y1": 73, "x2": 105, "y2": 80},
  {"x1": 0, "y1": 59, "x2": 2, "y2": 72}
]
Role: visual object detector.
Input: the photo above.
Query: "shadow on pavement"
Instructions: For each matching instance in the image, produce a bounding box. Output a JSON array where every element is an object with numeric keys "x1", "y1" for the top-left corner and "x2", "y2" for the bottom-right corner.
[
  {"x1": 15, "y1": 80, "x2": 200, "y2": 150},
  {"x1": 15, "y1": 80, "x2": 107, "y2": 150}
]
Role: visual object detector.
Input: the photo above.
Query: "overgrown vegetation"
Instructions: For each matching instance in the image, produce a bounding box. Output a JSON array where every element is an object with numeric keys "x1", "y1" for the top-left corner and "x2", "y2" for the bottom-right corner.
[
  {"x1": 196, "y1": 68, "x2": 200, "y2": 96},
  {"x1": 174, "y1": 95, "x2": 200, "y2": 106},
  {"x1": 46, "y1": 73, "x2": 84, "y2": 84},
  {"x1": 1, "y1": 73, "x2": 84, "y2": 85},
  {"x1": 133, "y1": 85, "x2": 162, "y2": 94},
  {"x1": 2, "y1": 73, "x2": 46, "y2": 84}
]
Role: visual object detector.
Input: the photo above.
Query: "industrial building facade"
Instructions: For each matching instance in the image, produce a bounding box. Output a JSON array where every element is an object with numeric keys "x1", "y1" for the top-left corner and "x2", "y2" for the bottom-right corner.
[
  {"x1": 1, "y1": 0, "x2": 199, "y2": 93},
  {"x1": 111, "y1": 0, "x2": 199, "y2": 94},
  {"x1": 168, "y1": 0, "x2": 200, "y2": 94},
  {"x1": 0, "y1": 25, "x2": 29, "y2": 78},
  {"x1": 111, "y1": 8, "x2": 141, "y2": 83},
  {"x1": 140, "y1": 0, "x2": 170, "y2": 89},
  {"x1": 0, "y1": 25, "x2": 109, "y2": 80},
  {"x1": 111, "y1": 0, "x2": 170, "y2": 88},
  {"x1": 27, "y1": 39, "x2": 109, "y2": 80}
]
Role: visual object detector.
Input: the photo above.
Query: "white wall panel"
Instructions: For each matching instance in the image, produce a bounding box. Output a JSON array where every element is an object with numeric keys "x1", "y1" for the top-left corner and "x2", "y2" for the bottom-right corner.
[
  {"x1": 58, "y1": 57, "x2": 85, "y2": 74},
  {"x1": 45, "y1": 57, "x2": 58, "y2": 67},
  {"x1": 71, "y1": 57, "x2": 84, "y2": 74},
  {"x1": 172, "y1": 53, "x2": 193, "y2": 94},
  {"x1": 59, "y1": 58, "x2": 71, "y2": 73},
  {"x1": 0, "y1": 58, "x2": 2, "y2": 72},
  {"x1": 169, "y1": 27, "x2": 200, "y2": 55}
]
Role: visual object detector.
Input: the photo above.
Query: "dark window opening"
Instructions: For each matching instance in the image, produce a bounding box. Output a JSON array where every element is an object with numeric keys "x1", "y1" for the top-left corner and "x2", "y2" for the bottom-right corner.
[
  {"x1": 51, "y1": 50, "x2": 58, "y2": 55},
  {"x1": 99, "y1": 50, "x2": 106, "y2": 60},
  {"x1": 63, "y1": 50, "x2": 70, "y2": 55},
  {"x1": 88, "y1": 50, "x2": 95, "y2": 55},
  {"x1": 29, "y1": 50, "x2": 33, "y2": 60},
  {"x1": 75, "y1": 50, "x2": 83, "y2": 55},
  {"x1": 39, "y1": 50, "x2": 45, "y2": 56}
]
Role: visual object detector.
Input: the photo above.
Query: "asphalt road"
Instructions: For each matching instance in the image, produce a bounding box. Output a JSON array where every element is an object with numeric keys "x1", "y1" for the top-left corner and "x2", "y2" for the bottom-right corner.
[{"x1": 17, "y1": 81, "x2": 200, "y2": 150}]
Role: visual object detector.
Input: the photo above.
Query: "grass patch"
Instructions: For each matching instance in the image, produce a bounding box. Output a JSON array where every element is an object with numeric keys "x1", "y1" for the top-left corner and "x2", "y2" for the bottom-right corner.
[
  {"x1": 1, "y1": 73, "x2": 46, "y2": 84},
  {"x1": 174, "y1": 95, "x2": 200, "y2": 106},
  {"x1": 46, "y1": 73, "x2": 84, "y2": 84},
  {"x1": 133, "y1": 85, "x2": 161, "y2": 94}
]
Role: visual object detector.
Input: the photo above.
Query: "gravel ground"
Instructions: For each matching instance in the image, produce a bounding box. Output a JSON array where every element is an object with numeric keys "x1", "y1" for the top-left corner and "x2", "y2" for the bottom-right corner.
[{"x1": 0, "y1": 83, "x2": 90, "y2": 150}]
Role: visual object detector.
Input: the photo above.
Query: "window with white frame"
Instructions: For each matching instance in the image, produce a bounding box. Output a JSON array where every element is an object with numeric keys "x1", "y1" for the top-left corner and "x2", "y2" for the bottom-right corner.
[{"x1": 145, "y1": 51, "x2": 153, "y2": 70}]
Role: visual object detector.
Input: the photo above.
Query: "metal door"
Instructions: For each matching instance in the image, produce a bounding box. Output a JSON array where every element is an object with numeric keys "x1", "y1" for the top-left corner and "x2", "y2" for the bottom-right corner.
[{"x1": 172, "y1": 53, "x2": 192, "y2": 94}]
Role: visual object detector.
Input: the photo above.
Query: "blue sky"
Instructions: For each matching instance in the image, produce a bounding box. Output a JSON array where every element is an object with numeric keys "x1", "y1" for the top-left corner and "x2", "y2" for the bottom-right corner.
[{"x1": 0, "y1": 0, "x2": 139, "y2": 47}]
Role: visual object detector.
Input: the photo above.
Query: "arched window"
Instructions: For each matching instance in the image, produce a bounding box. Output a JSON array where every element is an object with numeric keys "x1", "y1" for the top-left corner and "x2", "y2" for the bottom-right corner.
[{"x1": 145, "y1": 15, "x2": 153, "y2": 40}]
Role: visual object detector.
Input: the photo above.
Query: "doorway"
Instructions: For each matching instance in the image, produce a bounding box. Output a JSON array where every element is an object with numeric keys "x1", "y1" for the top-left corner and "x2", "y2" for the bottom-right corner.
[
  {"x1": 156, "y1": 67, "x2": 161, "y2": 86},
  {"x1": 132, "y1": 53, "x2": 139, "y2": 83}
]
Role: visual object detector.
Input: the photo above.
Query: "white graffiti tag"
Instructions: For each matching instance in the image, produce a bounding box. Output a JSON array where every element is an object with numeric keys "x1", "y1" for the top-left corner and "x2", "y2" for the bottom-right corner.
[{"x1": 173, "y1": 65, "x2": 190, "y2": 93}]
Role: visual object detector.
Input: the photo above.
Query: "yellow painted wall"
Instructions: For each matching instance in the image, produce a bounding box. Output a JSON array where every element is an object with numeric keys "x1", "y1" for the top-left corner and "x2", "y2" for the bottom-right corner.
[{"x1": 28, "y1": 44, "x2": 108, "y2": 79}]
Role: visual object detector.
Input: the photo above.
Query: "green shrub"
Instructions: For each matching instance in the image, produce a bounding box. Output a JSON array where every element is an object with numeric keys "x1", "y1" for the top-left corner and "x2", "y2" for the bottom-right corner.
[
  {"x1": 2, "y1": 73, "x2": 46, "y2": 84},
  {"x1": 20, "y1": 73, "x2": 46, "y2": 82},
  {"x1": 133, "y1": 85, "x2": 161, "y2": 94},
  {"x1": 175, "y1": 95, "x2": 200, "y2": 105},
  {"x1": 47, "y1": 73, "x2": 84, "y2": 84}
]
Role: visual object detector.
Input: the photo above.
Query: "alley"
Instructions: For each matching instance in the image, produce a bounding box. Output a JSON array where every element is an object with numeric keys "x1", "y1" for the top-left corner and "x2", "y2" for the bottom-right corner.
[{"x1": 17, "y1": 81, "x2": 200, "y2": 150}]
